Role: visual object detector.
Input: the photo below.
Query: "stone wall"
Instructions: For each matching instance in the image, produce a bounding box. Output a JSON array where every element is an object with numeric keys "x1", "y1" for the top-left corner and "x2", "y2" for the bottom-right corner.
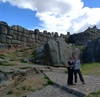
[{"x1": 0, "y1": 21, "x2": 65, "y2": 50}]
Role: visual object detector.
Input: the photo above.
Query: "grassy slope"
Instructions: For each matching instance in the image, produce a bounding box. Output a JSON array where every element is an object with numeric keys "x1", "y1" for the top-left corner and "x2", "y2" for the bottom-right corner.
[{"x1": 81, "y1": 62, "x2": 100, "y2": 76}]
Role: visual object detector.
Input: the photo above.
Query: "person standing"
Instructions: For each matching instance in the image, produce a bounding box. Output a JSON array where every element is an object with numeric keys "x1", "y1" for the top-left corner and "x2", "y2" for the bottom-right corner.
[
  {"x1": 66, "y1": 58, "x2": 74, "y2": 85},
  {"x1": 73, "y1": 56, "x2": 85, "y2": 84}
]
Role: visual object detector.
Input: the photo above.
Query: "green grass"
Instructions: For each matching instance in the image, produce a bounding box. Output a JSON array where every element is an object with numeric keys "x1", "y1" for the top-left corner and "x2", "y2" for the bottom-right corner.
[
  {"x1": 1, "y1": 47, "x2": 35, "y2": 62},
  {"x1": 6, "y1": 90, "x2": 13, "y2": 95},
  {"x1": 85, "y1": 90, "x2": 100, "y2": 97},
  {"x1": 0, "y1": 61, "x2": 15, "y2": 66},
  {"x1": 44, "y1": 76, "x2": 53, "y2": 85},
  {"x1": 0, "y1": 54, "x2": 6, "y2": 59},
  {"x1": 20, "y1": 66, "x2": 32, "y2": 69},
  {"x1": 81, "y1": 62, "x2": 100, "y2": 76},
  {"x1": 64, "y1": 62, "x2": 100, "y2": 76}
]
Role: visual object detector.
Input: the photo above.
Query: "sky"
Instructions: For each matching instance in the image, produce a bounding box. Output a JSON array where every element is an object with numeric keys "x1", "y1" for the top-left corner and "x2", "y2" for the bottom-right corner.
[{"x1": 0, "y1": 0, "x2": 100, "y2": 35}]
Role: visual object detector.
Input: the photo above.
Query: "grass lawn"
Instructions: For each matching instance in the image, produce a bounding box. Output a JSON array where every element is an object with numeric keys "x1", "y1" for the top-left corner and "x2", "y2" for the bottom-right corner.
[
  {"x1": 85, "y1": 90, "x2": 100, "y2": 97},
  {"x1": 81, "y1": 62, "x2": 100, "y2": 76}
]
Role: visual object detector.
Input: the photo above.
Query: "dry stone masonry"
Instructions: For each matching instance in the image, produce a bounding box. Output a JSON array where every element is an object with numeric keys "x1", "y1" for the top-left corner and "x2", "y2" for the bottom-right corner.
[{"x1": 0, "y1": 21, "x2": 66, "y2": 50}]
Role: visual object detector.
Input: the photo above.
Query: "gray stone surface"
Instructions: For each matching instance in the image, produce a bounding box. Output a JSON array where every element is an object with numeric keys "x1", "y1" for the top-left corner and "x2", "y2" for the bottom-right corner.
[
  {"x1": 56, "y1": 38, "x2": 72, "y2": 65},
  {"x1": 0, "y1": 34, "x2": 7, "y2": 43},
  {"x1": 43, "y1": 39, "x2": 60, "y2": 66},
  {"x1": 0, "y1": 72, "x2": 8, "y2": 82},
  {"x1": 83, "y1": 37, "x2": 100, "y2": 62},
  {"x1": 12, "y1": 40, "x2": 21, "y2": 44},
  {"x1": 28, "y1": 85, "x2": 77, "y2": 97},
  {"x1": 8, "y1": 29, "x2": 13, "y2": 35},
  {"x1": 45, "y1": 71, "x2": 100, "y2": 95},
  {"x1": 72, "y1": 48, "x2": 80, "y2": 58},
  {"x1": 0, "y1": 25, "x2": 8, "y2": 34},
  {"x1": 43, "y1": 38, "x2": 72, "y2": 66},
  {"x1": 0, "y1": 21, "x2": 61, "y2": 49}
]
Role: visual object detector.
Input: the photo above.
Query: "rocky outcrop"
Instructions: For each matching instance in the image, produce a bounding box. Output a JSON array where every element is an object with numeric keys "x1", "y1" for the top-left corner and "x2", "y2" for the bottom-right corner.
[
  {"x1": 33, "y1": 47, "x2": 44, "y2": 64},
  {"x1": 83, "y1": 37, "x2": 100, "y2": 62},
  {"x1": 69, "y1": 26, "x2": 100, "y2": 45},
  {"x1": 72, "y1": 48, "x2": 80, "y2": 58},
  {"x1": 43, "y1": 38, "x2": 72, "y2": 66}
]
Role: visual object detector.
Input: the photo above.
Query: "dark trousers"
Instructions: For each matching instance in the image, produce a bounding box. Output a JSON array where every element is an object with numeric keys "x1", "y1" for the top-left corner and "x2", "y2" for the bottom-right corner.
[
  {"x1": 74, "y1": 69, "x2": 84, "y2": 83},
  {"x1": 67, "y1": 69, "x2": 73, "y2": 85}
]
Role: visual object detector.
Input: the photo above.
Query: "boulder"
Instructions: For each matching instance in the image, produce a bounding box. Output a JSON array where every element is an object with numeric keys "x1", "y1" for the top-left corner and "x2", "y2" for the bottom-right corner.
[
  {"x1": 34, "y1": 47, "x2": 43, "y2": 55},
  {"x1": 43, "y1": 38, "x2": 72, "y2": 66},
  {"x1": 0, "y1": 71, "x2": 8, "y2": 82},
  {"x1": 72, "y1": 48, "x2": 80, "y2": 58},
  {"x1": 33, "y1": 47, "x2": 44, "y2": 64},
  {"x1": 83, "y1": 37, "x2": 100, "y2": 62}
]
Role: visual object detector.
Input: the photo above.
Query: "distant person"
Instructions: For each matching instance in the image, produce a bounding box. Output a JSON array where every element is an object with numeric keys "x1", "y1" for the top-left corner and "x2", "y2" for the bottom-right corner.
[
  {"x1": 73, "y1": 56, "x2": 85, "y2": 84},
  {"x1": 66, "y1": 58, "x2": 74, "y2": 85}
]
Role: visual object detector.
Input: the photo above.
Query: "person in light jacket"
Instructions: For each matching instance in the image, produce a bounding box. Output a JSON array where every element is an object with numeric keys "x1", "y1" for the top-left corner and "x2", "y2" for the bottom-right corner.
[{"x1": 73, "y1": 56, "x2": 85, "y2": 84}]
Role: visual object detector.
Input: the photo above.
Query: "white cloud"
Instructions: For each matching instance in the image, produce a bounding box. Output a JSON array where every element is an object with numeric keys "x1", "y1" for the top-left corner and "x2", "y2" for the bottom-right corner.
[{"x1": 1, "y1": 0, "x2": 100, "y2": 34}]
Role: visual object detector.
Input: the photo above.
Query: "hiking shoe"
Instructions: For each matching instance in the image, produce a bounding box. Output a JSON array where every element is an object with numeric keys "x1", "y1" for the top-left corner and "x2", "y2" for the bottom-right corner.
[{"x1": 82, "y1": 82, "x2": 86, "y2": 84}]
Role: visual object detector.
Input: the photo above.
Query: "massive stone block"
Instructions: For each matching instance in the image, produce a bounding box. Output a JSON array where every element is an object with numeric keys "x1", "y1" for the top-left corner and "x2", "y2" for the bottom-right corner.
[
  {"x1": 23, "y1": 33, "x2": 28, "y2": 37},
  {"x1": 24, "y1": 28, "x2": 29, "y2": 34},
  {"x1": 18, "y1": 31, "x2": 23, "y2": 36},
  {"x1": 0, "y1": 25, "x2": 8, "y2": 34},
  {"x1": 7, "y1": 35, "x2": 12, "y2": 39},
  {"x1": 56, "y1": 38, "x2": 72, "y2": 66},
  {"x1": 21, "y1": 36, "x2": 26, "y2": 42},
  {"x1": 8, "y1": 29, "x2": 13, "y2": 36},
  {"x1": 13, "y1": 30, "x2": 18, "y2": 35},
  {"x1": 43, "y1": 38, "x2": 72, "y2": 66},
  {"x1": 7, "y1": 39, "x2": 12, "y2": 44},
  {"x1": 17, "y1": 25, "x2": 23, "y2": 32},
  {"x1": 83, "y1": 37, "x2": 100, "y2": 62},
  {"x1": 11, "y1": 25, "x2": 17, "y2": 30},
  {"x1": 13, "y1": 34, "x2": 18, "y2": 40},
  {"x1": 0, "y1": 34, "x2": 7, "y2": 43},
  {"x1": 34, "y1": 29, "x2": 39, "y2": 35},
  {"x1": 32, "y1": 34, "x2": 35, "y2": 39},
  {"x1": 12, "y1": 40, "x2": 21, "y2": 44},
  {"x1": 83, "y1": 41, "x2": 95, "y2": 62}
]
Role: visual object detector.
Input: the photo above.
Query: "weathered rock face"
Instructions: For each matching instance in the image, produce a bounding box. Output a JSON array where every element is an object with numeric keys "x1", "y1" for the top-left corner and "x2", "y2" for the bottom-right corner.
[
  {"x1": 83, "y1": 37, "x2": 100, "y2": 62},
  {"x1": 33, "y1": 47, "x2": 44, "y2": 64},
  {"x1": 72, "y1": 48, "x2": 80, "y2": 58},
  {"x1": 0, "y1": 71, "x2": 8, "y2": 82},
  {"x1": 69, "y1": 26, "x2": 100, "y2": 45},
  {"x1": 43, "y1": 38, "x2": 72, "y2": 66}
]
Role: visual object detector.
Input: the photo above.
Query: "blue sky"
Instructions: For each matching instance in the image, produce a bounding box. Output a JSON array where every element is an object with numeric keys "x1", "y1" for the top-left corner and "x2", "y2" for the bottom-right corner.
[
  {"x1": 0, "y1": 2, "x2": 41, "y2": 29},
  {"x1": 0, "y1": 0, "x2": 100, "y2": 34}
]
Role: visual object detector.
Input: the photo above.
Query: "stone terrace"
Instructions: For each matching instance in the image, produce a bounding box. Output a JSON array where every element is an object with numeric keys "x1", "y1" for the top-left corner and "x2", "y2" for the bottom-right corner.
[{"x1": 44, "y1": 68, "x2": 100, "y2": 97}]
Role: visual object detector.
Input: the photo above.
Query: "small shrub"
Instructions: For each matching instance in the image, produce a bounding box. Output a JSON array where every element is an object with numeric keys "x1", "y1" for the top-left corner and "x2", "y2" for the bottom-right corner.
[
  {"x1": 64, "y1": 70, "x2": 68, "y2": 73},
  {"x1": 27, "y1": 86, "x2": 32, "y2": 91},
  {"x1": 0, "y1": 61, "x2": 15, "y2": 66},
  {"x1": 20, "y1": 59, "x2": 27, "y2": 63},
  {"x1": 0, "y1": 54, "x2": 6, "y2": 59},
  {"x1": 22, "y1": 86, "x2": 27, "y2": 90},
  {"x1": 20, "y1": 67, "x2": 31, "y2": 69},
  {"x1": 6, "y1": 90, "x2": 13, "y2": 95},
  {"x1": 85, "y1": 90, "x2": 100, "y2": 97},
  {"x1": 22, "y1": 96, "x2": 27, "y2": 97},
  {"x1": 44, "y1": 76, "x2": 53, "y2": 85}
]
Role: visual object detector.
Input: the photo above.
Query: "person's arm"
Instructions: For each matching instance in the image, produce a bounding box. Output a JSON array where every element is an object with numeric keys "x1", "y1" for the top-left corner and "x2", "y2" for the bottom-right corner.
[
  {"x1": 66, "y1": 61, "x2": 71, "y2": 67},
  {"x1": 66, "y1": 63, "x2": 70, "y2": 67},
  {"x1": 78, "y1": 60, "x2": 81, "y2": 70}
]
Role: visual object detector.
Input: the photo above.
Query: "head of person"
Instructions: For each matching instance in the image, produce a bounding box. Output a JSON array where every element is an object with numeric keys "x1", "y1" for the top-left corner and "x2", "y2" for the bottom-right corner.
[{"x1": 73, "y1": 55, "x2": 78, "y2": 60}]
